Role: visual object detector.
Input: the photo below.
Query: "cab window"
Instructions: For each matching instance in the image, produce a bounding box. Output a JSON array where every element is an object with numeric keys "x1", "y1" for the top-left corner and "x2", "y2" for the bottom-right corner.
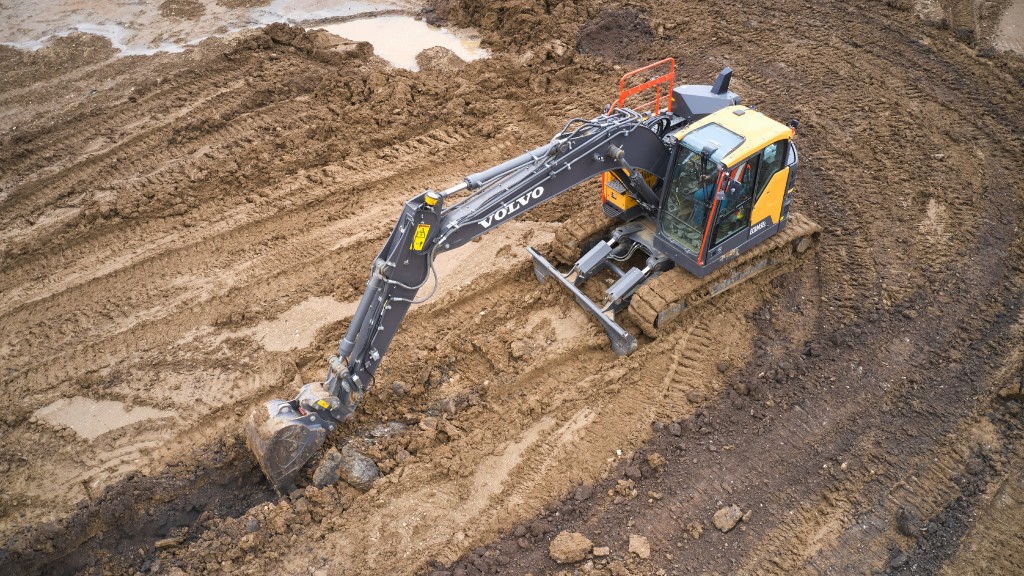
[
  {"x1": 660, "y1": 146, "x2": 720, "y2": 254},
  {"x1": 754, "y1": 140, "x2": 787, "y2": 202},
  {"x1": 711, "y1": 159, "x2": 756, "y2": 248}
]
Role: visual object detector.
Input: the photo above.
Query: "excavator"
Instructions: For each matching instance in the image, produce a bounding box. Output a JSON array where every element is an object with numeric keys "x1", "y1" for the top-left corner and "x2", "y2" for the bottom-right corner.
[{"x1": 246, "y1": 58, "x2": 821, "y2": 490}]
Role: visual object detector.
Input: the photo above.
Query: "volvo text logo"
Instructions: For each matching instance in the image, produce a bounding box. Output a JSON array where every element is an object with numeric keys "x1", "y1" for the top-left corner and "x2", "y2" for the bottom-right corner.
[{"x1": 478, "y1": 186, "x2": 545, "y2": 228}]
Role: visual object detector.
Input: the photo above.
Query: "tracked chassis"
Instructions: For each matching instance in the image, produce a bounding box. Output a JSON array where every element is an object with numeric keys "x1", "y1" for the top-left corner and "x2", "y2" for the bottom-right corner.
[{"x1": 531, "y1": 213, "x2": 821, "y2": 353}]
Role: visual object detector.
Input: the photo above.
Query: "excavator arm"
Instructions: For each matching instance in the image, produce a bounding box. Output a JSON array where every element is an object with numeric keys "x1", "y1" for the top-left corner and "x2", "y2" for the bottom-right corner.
[{"x1": 247, "y1": 107, "x2": 673, "y2": 490}]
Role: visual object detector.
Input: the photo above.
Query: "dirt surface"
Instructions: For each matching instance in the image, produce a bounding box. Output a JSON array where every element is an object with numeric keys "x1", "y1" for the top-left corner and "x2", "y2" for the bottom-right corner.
[{"x1": 2, "y1": 0, "x2": 1024, "y2": 575}]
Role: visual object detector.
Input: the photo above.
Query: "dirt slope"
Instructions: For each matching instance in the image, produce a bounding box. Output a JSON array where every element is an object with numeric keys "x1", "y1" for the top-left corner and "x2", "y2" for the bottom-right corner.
[{"x1": 1, "y1": 0, "x2": 1023, "y2": 575}]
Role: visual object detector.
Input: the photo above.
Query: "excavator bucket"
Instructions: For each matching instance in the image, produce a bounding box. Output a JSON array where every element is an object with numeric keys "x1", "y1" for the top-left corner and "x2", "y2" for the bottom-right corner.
[{"x1": 245, "y1": 399, "x2": 327, "y2": 492}]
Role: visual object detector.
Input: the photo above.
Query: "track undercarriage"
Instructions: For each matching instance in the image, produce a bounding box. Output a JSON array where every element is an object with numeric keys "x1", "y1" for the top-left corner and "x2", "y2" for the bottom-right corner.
[{"x1": 532, "y1": 212, "x2": 821, "y2": 352}]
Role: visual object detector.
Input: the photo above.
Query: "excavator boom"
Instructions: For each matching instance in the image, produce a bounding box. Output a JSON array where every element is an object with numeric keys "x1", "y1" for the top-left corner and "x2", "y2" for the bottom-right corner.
[{"x1": 248, "y1": 108, "x2": 676, "y2": 490}]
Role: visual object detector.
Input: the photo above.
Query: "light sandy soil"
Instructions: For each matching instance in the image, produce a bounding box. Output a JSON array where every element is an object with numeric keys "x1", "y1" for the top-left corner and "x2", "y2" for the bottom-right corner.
[{"x1": 1, "y1": 0, "x2": 1023, "y2": 575}]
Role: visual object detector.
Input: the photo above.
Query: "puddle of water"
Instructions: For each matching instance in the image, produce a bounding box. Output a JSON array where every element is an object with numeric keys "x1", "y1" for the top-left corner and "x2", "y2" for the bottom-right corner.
[
  {"x1": 254, "y1": 0, "x2": 394, "y2": 24},
  {"x1": 247, "y1": 295, "x2": 356, "y2": 352},
  {"x1": 321, "y1": 15, "x2": 488, "y2": 71},
  {"x1": 995, "y1": 0, "x2": 1024, "y2": 54},
  {"x1": 0, "y1": 0, "x2": 404, "y2": 56},
  {"x1": 34, "y1": 396, "x2": 176, "y2": 440}
]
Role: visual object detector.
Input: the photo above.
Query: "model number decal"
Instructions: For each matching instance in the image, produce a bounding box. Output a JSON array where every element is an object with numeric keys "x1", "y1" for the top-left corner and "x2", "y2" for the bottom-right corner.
[
  {"x1": 749, "y1": 218, "x2": 771, "y2": 236},
  {"x1": 478, "y1": 186, "x2": 545, "y2": 229}
]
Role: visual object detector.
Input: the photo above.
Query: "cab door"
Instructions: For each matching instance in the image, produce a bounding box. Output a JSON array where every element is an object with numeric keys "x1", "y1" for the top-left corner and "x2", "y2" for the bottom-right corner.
[
  {"x1": 704, "y1": 157, "x2": 757, "y2": 263},
  {"x1": 703, "y1": 140, "x2": 790, "y2": 267}
]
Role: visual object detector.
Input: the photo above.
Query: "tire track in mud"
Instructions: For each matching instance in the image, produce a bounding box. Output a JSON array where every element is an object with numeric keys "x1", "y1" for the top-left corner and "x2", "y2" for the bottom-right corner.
[
  {"x1": 191, "y1": 267, "x2": 758, "y2": 576},
  {"x1": 0, "y1": 124, "x2": 476, "y2": 315},
  {"x1": 1, "y1": 116, "x2": 523, "y2": 373},
  {"x1": 2, "y1": 127, "x2": 536, "y2": 430},
  {"x1": 938, "y1": 308, "x2": 1024, "y2": 575},
  {"x1": 697, "y1": 1, "x2": 1023, "y2": 571},
  {"x1": 0, "y1": 44, "x2": 262, "y2": 187}
]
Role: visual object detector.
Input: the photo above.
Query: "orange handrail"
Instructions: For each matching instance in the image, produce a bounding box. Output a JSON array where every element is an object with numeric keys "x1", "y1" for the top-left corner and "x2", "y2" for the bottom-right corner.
[{"x1": 612, "y1": 57, "x2": 675, "y2": 114}]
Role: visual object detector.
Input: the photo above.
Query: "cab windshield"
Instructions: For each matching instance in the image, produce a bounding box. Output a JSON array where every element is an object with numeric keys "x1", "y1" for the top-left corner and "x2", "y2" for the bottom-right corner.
[
  {"x1": 659, "y1": 124, "x2": 744, "y2": 254},
  {"x1": 660, "y1": 145, "x2": 721, "y2": 253}
]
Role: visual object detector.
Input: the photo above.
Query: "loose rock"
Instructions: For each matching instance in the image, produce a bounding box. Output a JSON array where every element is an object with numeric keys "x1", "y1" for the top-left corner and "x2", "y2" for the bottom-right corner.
[
  {"x1": 889, "y1": 551, "x2": 910, "y2": 569},
  {"x1": 549, "y1": 531, "x2": 592, "y2": 564},
  {"x1": 155, "y1": 536, "x2": 184, "y2": 549},
  {"x1": 574, "y1": 484, "x2": 595, "y2": 502},
  {"x1": 628, "y1": 534, "x2": 650, "y2": 559},
  {"x1": 713, "y1": 505, "x2": 743, "y2": 533},
  {"x1": 529, "y1": 520, "x2": 554, "y2": 537},
  {"x1": 338, "y1": 443, "x2": 380, "y2": 491},
  {"x1": 624, "y1": 466, "x2": 642, "y2": 481},
  {"x1": 896, "y1": 507, "x2": 921, "y2": 537},
  {"x1": 312, "y1": 447, "x2": 344, "y2": 488}
]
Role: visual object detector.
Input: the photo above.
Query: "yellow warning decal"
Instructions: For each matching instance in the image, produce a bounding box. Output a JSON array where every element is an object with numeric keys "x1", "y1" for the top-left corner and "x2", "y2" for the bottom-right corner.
[
  {"x1": 316, "y1": 399, "x2": 331, "y2": 410},
  {"x1": 411, "y1": 223, "x2": 430, "y2": 251}
]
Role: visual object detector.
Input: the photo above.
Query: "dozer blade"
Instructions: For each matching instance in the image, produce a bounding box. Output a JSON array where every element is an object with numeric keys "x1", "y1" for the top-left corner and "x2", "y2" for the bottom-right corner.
[
  {"x1": 245, "y1": 399, "x2": 327, "y2": 492},
  {"x1": 527, "y1": 246, "x2": 638, "y2": 356}
]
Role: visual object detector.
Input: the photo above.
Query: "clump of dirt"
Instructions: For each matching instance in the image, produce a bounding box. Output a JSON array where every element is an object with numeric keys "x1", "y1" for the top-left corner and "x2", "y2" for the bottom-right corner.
[
  {"x1": 427, "y1": 0, "x2": 581, "y2": 49},
  {"x1": 577, "y1": 7, "x2": 656, "y2": 64},
  {"x1": 416, "y1": 46, "x2": 468, "y2": 73},
  {"x1": 260, "y1": 22, "x2": 376, "y2": 67},
  {"x1": 0, "y1": 31, "x2": 118, "y2": 76},
  {"x1": 158, "y1": 0, "x2": 206, "y2": 20}
]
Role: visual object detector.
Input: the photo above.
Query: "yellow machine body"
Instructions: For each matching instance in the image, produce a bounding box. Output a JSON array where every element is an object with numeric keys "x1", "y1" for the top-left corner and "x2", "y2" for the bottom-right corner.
[{"x1": 602, "y1": 169, "x2": 659, "y2": 211}]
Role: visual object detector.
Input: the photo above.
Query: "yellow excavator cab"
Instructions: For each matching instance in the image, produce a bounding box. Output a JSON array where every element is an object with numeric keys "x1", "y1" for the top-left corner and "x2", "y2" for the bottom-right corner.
[{"x1": 675, "y1": 105, "x2": 794, "y2": 168}]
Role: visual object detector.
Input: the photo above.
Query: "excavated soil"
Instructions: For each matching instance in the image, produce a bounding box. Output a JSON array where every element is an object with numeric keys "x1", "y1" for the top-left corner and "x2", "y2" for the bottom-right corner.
[{"x1": 2, "y1": 0, "x2": 1024, "y2": 575}]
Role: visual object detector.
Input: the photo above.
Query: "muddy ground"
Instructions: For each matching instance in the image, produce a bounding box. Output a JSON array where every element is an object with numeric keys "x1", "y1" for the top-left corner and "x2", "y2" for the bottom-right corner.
[{"x1": 2, "y1": 0, "x2": 1024, "y2": 574}]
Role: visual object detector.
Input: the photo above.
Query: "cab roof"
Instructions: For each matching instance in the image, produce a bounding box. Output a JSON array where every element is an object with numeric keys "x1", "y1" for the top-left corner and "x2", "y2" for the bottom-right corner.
[{"x1": 674, "y1": 105, "x2": 792, "y2": 167}]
